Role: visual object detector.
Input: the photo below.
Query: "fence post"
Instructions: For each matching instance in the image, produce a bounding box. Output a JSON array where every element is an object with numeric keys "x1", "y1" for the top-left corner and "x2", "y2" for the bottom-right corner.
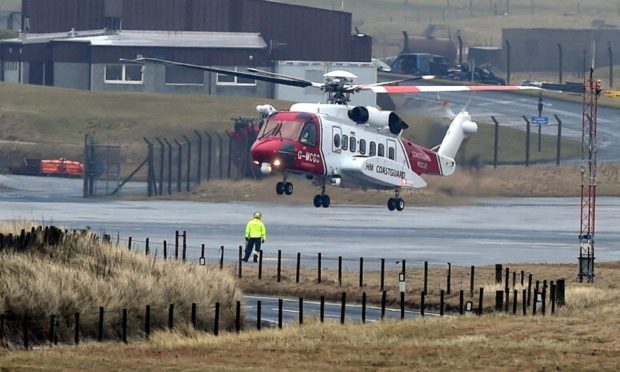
[
  {"x1": 235, "y1": 301, "x2": 241, "y2": 333},
  {"x1": 362, "y1": 292, "x2": 367, "y2": 324},
  {"x1": 98, "y1": 306, "x2": 104, "y2": 342},
  {"x1": 420, "y1": 291, "x2": 425, "y2": 317},
  {"x1": 122, "y1": 309, "x2": 127, "y2": 344},
  {"x1": 505, "y1": 287, "x2": 510, "y2": 313},
  {"x1": 258, "y1": 250, "x2": 263, "y2": 280},
  {"x1": 226, "y1": 132, "x2": 233, "y2": 179},
  {"x1": 278, "y1": 299, "x2": 283, "y2": 329},
  {"x1": 128, "y1": 236, "x2": 132, "y2": 251},
  {"x1": 478, "y1": 288, "x2": 484, "y2": 316},
  {"x1": 145, "y1": 237, "x2": 149, "y2": 256},
  {"x1": 459, "y1": 290, "x2": 464, "y2": 315},
  {"x1": 522, "y1": 115, "x2": 531, "y2": 167},
  {"x1": 512, "y1": 271, "x2": 516, "y2": 288},
  {"x1": 340, "y1": 292, "x2": 346, "y2": 324},
  {"x1": 550, "y1": 282, "x2": 556, "y2": 315},
  {"x1": 317, "y1": 252, "x2": 322, "y2": 283},
  {"x1": 338, "y1": 256, "x2": 343, "y2": 287},
  {"x1": 163, "y1": 240, "x2": 167, "y2": 260},
  {"x1": 182, "y1": 134, "x2": 191, "y2": 192},
  {"x1": 542, "y1": 281, "x2": 547, "y2": 316},
  {"x1": 555, "y1": 114, "x2": 562, "y2": 166},
  {"x1": 513, "y1": 289, "x2": 518, "y2": 315},
  {"x1": 359, "y1": 257, "x2": 364, "y2": 288},
  {"x1": 156, "y1": 138, "x2": 165, "y2": 195},
  {"x1": 320, "y1": 296, "x2": 325, "y2": 322},
  {"x1": 533, "y1": 288, "x2": 538, "y2": 315},
  {"x1": 527, "y1": 274, "x2": 533, "y2": 306},
  {"x1": 520, "y1": 270, "x2": 525, "y2": 286},
  {"x1": 164, "y1": 139, "x2": 172, "y2": 194},
  {"x1": 74, "y1": 312, "x2": 80, "y2": 345},
  {"x1": 296, "y1": 252, "x2": 301, "y2": 283},
  {"x1": 238, "y1": 245, "x2": 243, "y2": 278},
  {"x1": 175, "y1": 139, "x2": 182, "y2": 192},
  {"x1": 402, "y1": 259, "x2": 406, "y2": 280},
  {"x1": 423, "y1": 261, "x2": 428, "y2": 293},
  {"x1": 277, "y1": 249, "x2": 282, "y2": 282},
  {"x1": 495, "y1": 290, "x2": 504, "y2": 311},
  {"x1": 182, "y1": 231, "x2": 187, "y2": 262},
  {"x1": 381, "y1": 290, "x2": 387, "y2": 319},
  {"x1": 200, "y1": 244, "x2": 206, "y2": 265},
  {"x1": 470, "y1": 266, "x2": 475, "y2": 297},
  {"x1": 522, "y1": 289, "x2": 527, "y2": 315},
  {"x1": 191, "y1": 303, "x2": 197, "y2": 329},
  {"x1": 256, "y1": 300, "x2": 262, "y2": 330},
  {"x1": 492, "y1": 116, "x2": 499, "y2": 168},
  {"x1": 214, "y1": 303, "x2": 220, "y2": 336},
  {"x1": 219, "y1": 246, "x2": 224, "y2": 270},
  {"x1": 168, "y1": 304, "x2": 174, "y2": 329},
  {"x1": 495, "y1": 264, "x2": 502, "y2": 284},
  {"x1": 440, "y1": 289, "x2": 445, "y2": 316},
  {"x1": 447, "y1": 262, "x2": 451, "y2": 295},
  {"x1": 175, "y1": 231, "x2": 179, "y2": 259},
  {"x1": 145, "y1": 305, "x2": 151, "y2": 338}
]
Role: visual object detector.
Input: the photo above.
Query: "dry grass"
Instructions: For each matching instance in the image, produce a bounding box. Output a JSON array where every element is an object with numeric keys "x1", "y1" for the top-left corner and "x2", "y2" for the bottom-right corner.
[{"x1": 0, "y1": 223, "x2": 242, "y2": 345}]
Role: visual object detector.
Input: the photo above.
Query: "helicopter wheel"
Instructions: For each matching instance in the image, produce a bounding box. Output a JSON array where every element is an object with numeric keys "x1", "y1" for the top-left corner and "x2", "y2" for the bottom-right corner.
[
  {"x1": 387, "y1": 198, "x2": 397, "y2": 211},
  {"x1": 313, "y1": 195, "x2": 322, "y2": 208},
  {"x1": 276, "y1": 182, "x2": 284, "y2": 195},
  {"x1": 284, "y1": 182, "x2": 293, "y2": 195},
  {"x1": 321, "y1": 194, "x2": 331, "y2": 208},
  {"x1": 396, "y1": 198, "x2": 405, "y2": 211}
]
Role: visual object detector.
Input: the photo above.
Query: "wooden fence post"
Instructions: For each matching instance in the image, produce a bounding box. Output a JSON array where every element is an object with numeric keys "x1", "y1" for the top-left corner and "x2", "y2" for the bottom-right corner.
[
  {"x1": 74, "y1": 312, "x2": 80, "y2": 345},
  {"x1": 340, "y1": 292, "x2": 346, "y2": 324},
  {"x1": 214, "y1": 303, "x2": 220, "y2": 336},
  {"x1": 98, "y1": 307, "x2": 104, "y2": 342},
  {"x1": 296, "y1": 252, "x2": 301, "y2": 283}
]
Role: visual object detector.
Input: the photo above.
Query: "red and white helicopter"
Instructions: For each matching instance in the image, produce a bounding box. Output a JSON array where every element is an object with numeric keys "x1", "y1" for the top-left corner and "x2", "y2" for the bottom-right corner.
[{"x1": 131, "y1": 57, "x2": 537, "y2": 210}]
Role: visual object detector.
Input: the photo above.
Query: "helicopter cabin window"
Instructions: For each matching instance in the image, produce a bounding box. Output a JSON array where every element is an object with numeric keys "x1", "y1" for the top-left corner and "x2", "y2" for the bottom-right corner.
[
  {"x1": 359, "y1": 139, "x2": 366, "y2": 155},
  {"x1": 388, "y1": 146, "x2": 395, "y2": 160},
  {"x1": 342, "y1": 135, "x2": 349, "y2": 150},
  {"x1": 258, "y1": 112, "x2": 317, "y2": 141},
  {"x1": 369, "y1": 141, "x2": 376, "y2": 156},
  {"x1": 378, "y1": 143, "x2": 385, "y2": 157},
  {"x1": 349, "y1": 137, "x2": 356, "y2": 152},
  {"x1": 333, "y1": 133, "x2": 341, "y2": 149},
  {"x1": 299, "y1": 122, "x2": 317, "y2": 147},
  {"x1": 216, "y1": 67, "x2": 256, "y2": 86}
]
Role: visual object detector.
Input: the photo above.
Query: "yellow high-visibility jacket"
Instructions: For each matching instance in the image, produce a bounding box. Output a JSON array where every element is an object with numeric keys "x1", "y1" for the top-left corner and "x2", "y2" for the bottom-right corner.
[{"x1": 245, "y1": 218, "x2": 267, "y2": 240}]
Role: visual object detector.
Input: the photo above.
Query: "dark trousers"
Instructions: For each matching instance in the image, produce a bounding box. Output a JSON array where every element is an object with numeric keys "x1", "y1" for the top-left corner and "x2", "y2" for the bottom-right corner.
[{"x1": 243, "y1": 238, "x2": 262, "y2": 261}]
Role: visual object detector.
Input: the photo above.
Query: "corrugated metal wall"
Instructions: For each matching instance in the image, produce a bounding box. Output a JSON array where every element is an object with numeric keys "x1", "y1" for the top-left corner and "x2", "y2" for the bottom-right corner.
[{"x1": 22, "y1": 0, "x2": 370, "y2": 62}]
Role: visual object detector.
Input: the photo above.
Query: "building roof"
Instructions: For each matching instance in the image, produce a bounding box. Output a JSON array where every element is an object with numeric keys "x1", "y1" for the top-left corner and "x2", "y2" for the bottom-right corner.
[{"x1": 2, "y1": 30, "x2": 267, "y2": 49}]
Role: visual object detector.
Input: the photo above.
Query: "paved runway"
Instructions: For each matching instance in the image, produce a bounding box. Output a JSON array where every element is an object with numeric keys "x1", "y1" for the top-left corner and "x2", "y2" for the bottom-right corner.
[{"x1": 1, "y1": 175, "x2": 619, "y2": 268}]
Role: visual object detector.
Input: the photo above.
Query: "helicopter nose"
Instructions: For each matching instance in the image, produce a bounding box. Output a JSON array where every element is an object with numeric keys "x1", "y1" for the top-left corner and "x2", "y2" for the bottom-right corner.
[{"x1": 251, "y1": 140, "x2": 298, "y2": 170}]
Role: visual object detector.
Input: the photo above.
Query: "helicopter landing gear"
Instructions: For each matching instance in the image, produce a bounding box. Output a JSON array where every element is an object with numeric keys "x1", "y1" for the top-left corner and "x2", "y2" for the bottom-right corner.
[
  {"x1": 313, "y1": 183, "x2": 330, "y2": 208},
  {"x1": 276, "y1": 175, "x2": 293, "y2": 196},
  {"x1": 387, "y1": 190, "x2": 405, "y2": 211}
]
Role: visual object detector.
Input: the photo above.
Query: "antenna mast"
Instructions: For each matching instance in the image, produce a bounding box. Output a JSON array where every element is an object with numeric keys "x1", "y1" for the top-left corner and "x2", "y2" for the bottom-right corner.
[{"x1": 578, "y1": 68, "x2": 601, "y2": 283}]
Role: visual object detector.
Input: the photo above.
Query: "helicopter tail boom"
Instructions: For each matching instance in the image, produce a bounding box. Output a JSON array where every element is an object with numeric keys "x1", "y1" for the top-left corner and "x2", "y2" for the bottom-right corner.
[{"x1": 434, "y1": 111, "x2": 478, "y2": 175}]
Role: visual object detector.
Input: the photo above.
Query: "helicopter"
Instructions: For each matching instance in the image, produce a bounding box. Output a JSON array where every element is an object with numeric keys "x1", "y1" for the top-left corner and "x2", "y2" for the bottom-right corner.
[{"x1": 129, "y1": 57, "x2": 538, "y2": 211}]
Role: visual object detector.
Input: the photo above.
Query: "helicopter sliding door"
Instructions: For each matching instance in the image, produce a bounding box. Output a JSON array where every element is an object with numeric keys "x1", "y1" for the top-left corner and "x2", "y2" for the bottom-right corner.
[{"x1": 332, "y1": 126, "x2": 342, "y2": 153}]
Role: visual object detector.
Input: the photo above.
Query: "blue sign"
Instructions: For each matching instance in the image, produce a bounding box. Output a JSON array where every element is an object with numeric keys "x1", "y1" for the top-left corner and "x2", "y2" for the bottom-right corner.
[{"x1": 532, "y1": 116, "x2": 549, "y2": 125}]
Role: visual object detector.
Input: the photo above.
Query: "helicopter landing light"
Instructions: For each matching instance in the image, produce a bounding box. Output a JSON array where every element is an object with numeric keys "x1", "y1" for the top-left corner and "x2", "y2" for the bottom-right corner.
[
  {"x1": 261, "y1": 162, "x2": 272, "y2": 174},
  {"x1": 273, "y1": 159, "x2": 282, "y2": 167}
]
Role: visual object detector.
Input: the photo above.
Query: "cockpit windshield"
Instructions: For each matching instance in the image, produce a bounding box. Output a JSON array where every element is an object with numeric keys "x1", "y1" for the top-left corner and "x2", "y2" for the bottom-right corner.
[{"x1": 258, "y1": 112, "x2": 318, "y2": 141}]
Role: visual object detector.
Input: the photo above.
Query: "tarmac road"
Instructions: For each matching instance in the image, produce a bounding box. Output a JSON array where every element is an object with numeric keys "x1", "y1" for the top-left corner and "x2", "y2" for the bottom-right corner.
[
  {"x1": 391, "y1": 89, "x2": 620, "y2": 162},
  {"x1": 1, "y1": 175, "x2": 619, "y2": 268}
]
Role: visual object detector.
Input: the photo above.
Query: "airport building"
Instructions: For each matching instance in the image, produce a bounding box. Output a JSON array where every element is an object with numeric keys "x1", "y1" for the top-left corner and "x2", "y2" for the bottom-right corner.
[{"x1": 0, "y1": 0, "x2": 372, "y2": 97}]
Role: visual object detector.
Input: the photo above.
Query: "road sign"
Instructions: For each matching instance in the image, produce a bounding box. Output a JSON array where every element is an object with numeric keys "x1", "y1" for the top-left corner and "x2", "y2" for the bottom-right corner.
[{"x1": 531, "y1": 116, "x2": 549, "y2": 125}]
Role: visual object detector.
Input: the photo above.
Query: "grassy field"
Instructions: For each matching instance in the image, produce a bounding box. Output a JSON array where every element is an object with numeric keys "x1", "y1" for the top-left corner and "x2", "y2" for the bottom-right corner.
[{"x1": 0, "y1": 222, "x2": 242, "y2": 345}]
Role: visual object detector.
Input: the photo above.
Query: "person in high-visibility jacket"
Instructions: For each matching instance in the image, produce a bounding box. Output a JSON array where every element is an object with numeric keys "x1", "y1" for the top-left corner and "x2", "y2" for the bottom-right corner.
[{"x1": 243, "y1": 211, "x2": 267, "y2": 262}]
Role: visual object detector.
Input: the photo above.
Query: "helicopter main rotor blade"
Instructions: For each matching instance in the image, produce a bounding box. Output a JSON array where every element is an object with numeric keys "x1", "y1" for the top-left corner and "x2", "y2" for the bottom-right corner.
[
  {"x1": 125, "y1": 57, "x2": 314, "y2": 88},
  {"x1": 367, "y1": 85, "x2": 541, "y2": 94},
  {"x1": 246, "y1": 68, "x2": 318, "y2": 86}
]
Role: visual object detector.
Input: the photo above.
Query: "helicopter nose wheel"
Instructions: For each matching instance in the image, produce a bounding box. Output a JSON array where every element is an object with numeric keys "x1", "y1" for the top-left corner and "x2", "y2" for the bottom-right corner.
[
  {"x1": 387, "y1": 190, "x2": 405, "y2": 211},
  {"x1": 313, "y1": 183, "x2": 330, "y2": 208}
]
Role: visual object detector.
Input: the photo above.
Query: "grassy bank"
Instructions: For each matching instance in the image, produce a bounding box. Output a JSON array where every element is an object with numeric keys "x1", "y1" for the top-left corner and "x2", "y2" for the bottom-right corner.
[
  {"x1": 0, "y1": 223, "x2": 242, "y2": 345},
  {"x1": 2, "y1": 261, "x2": 620, "y2": 369}
]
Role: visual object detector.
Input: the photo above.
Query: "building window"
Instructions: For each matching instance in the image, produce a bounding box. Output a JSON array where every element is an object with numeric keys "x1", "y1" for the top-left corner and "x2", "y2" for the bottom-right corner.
[
  {"x1": 216, "y1": 67, "x2": 256, "y2": 86},
  {"x1": 369, "y1": 141, "x2": 376, "y2": 156},
  {"x1": 5, "y1": 61, "x2": 18, "y2": 71},
  {"x1": 105, "y1": 64, "x2": 143, "y2": 84},
  {"x1": 165, "y1": 65, "x2": 204, "y2": 85}
]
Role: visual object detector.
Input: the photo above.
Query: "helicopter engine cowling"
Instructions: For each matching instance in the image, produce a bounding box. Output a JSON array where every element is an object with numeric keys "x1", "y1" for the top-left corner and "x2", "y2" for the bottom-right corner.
[{"x1": 347, "y1": 106, "x2": 409, "y2": 135}]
